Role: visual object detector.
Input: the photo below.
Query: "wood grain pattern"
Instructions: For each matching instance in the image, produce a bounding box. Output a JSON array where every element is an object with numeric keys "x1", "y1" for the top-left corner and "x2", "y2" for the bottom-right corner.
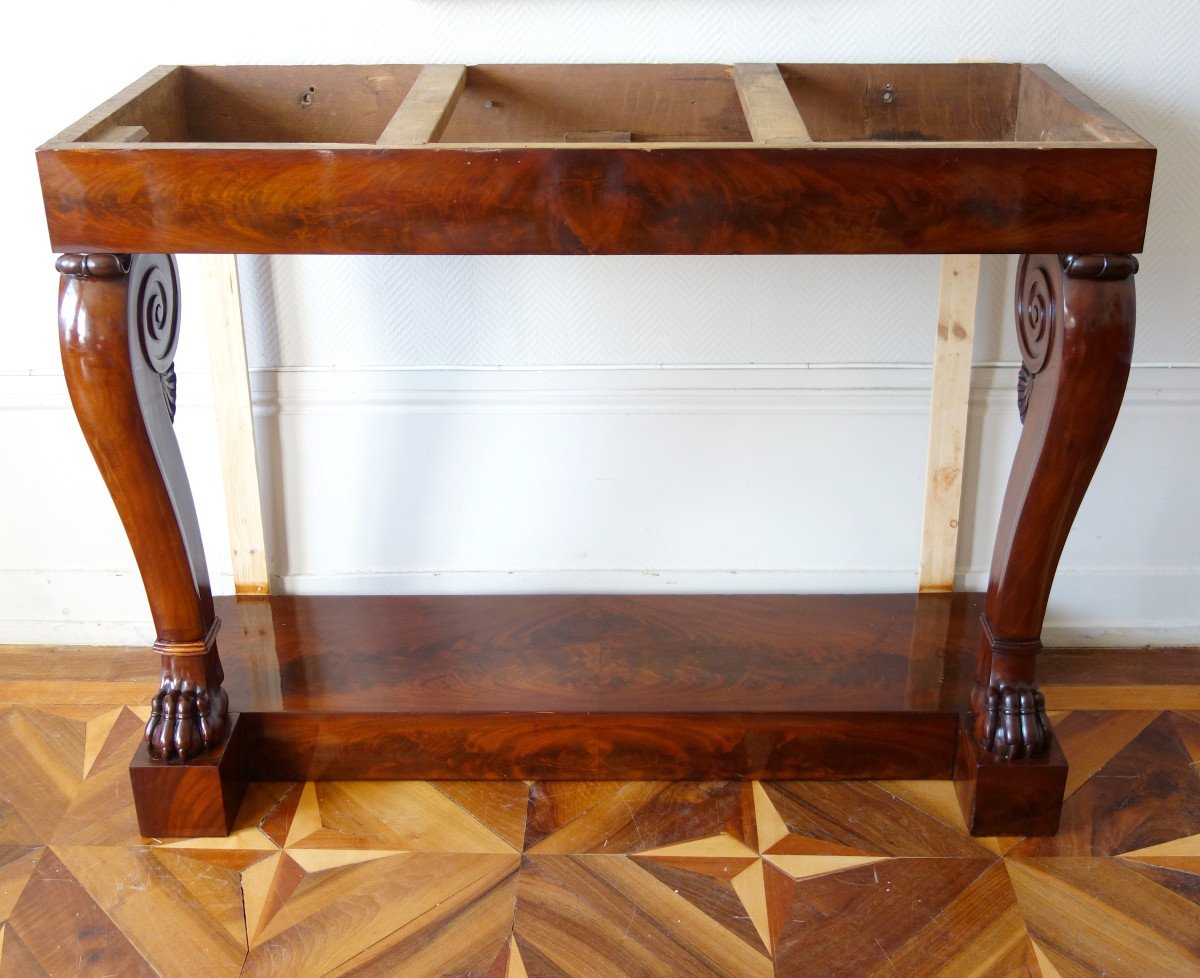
[
  {"x1": 919, "y1": 252, "x2": 981, "y2": 591},
  {"x1": 955, "y1": 720, "x2": 1068, "y2": 837},
  {"x1": 33, "y1": 66, "x2": 1167, "y2": 956},
  {"x1": 58, "y1": 253, "x2": 229, "y2": 763},
  {"x1": 1011, "y1": 712, "x2": 1200, "y2": 858},
  {"x1": 733, "y1": 64, "x2": 811, "y2": 144},
  {"x1": 180, "y1": 64, "x2": 423, "y2": 143},
  {"x1": 37, "y1": 144, "x2": 1155, "y2": 256},
  {"x1": 217, "y1": 593, "x2": 980, "y2": 715},
  {"x1": 180, "y1": 593, "x2": 972, "y2": 786},
  {"x1": 130, "y1": 714, "x2": 247, "y2": 838},
  {"x1": 778, "y1": 63, "x2": 1024, "y2": 142},
  {"x1": 376, "y1": 64, "x2": 466, "y2": 145},
  {"x1": 233, "y1": 710, "x2": 958, "y2": 784},
  {"x1": 437, "y1": 64, "x2": 753, "y2": 144},
  {"x1": 972, "y1": 253, "x2": 1138, "y2": 761},
  {"x1": 199, "y1": 254, "x2": 269, "y2": 595},
  {"x1": 0, "y1": 648, "x2": 1196, "y2": 976},
  {"x1": 44, "y1": 64, "x2": 187, "y2": 143},
  {"x1": 58, "y1": 256, "x2": 213, "y2": 644},
  {"x1": 1015, "y1": 64, "x2": 1143, "y2": 142},
  {"x1": 1008, "y1": 858, "x2": 1200, "y2": 976}
]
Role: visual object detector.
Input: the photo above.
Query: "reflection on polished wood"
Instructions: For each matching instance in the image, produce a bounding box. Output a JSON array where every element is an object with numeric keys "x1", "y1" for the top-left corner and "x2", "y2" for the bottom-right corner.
[
  {"x1": 36, "y1": 62, "x2": 1160, "y2": 864},
  {"x1": 0, "y1": 643, "x2": 1196, "y2": 976},
  {"x1": 210, "y1": 594, "x2": 976, "y2": 787},
  {"x1": 218, "y1": 593, "x2": 980, "y2": 714}
]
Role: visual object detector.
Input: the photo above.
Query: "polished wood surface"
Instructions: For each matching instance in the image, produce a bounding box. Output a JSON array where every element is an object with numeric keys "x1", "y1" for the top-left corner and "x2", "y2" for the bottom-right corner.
[
  {"x1": 38, "y1": 143, "x2": 1154, "y2": 256},
  {"x1": 129, "y1": 714, "x2": 247, "y2": 837},
  {"x1": 971, "y1": 253, "x2": 1138, "y2": 760},
  {"x1": 36, "y1": 64, "x2": 1160, "y2": 858},
  {"x1": 955, "y1": 722, "x2": 1068, "y2": 837},
  {"x1": 37, "y1": 63, "x2": 1155, "y2": 256},
  {"x1": 57, "y1": 253, "x2": 227, "y2": 761},
  {"x1": 218, "y1": 593, "x2": 981, "y2": 714},
  {"x1": 161, "y1": 593, "x2": 982, "y2": 792},
  {"x1": 0, "y1": 641, "x2": 1196, "y2": 976}
]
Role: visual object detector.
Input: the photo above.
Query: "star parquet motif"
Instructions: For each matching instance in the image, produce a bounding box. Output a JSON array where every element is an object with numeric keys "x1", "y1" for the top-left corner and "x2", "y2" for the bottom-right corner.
[{"x1": 0, "y1": 663, "x2": 1198, "y2": 975}]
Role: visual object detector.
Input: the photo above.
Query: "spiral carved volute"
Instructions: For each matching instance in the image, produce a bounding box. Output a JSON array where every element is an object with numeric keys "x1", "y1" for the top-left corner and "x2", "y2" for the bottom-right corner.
[
  {"x1": 1014, "y1": 256, "x2": 1061, "y2": 425},
  {"x1": 128, "y1": 254, "x2": 181, "y2": 422}
]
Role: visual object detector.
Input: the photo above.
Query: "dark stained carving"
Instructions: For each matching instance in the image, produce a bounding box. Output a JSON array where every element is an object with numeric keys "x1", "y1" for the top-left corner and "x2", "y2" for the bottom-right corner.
[
  {"x1": 55, "y1": 253, "x2": 130, "y2": 278},
  {"x1": 130, "y1": 253, "x2": 181, "y2": 422},
  {"x1": 971, "y1": 252, "x2": 1137, "y2": 759},
  {"x1": 1016, "y1": 363, "x2": 1033, "y2": 423}
]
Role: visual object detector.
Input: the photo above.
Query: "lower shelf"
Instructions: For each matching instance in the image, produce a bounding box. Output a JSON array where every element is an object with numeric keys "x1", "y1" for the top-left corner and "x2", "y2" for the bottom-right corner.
[
  {"x1": 216, "y1": 591, "x2": 981, "y2": 782},
  {"x1": 130, "y1": 592, "x2": 1069, "y2": 838}
]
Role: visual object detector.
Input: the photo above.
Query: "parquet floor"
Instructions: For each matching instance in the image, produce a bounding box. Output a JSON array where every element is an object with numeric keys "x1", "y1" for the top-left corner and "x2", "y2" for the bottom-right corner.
[{"x1": 0, "y1": 647, "x2": 1198, "y2": 976}]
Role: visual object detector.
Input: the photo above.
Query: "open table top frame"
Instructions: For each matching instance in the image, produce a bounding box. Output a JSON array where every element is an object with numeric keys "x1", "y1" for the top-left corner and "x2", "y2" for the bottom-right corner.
[
  {"x1": 37, "y1": 63, "x2": 1156, "y2": 840},
  {"x1": 38, "y1": 62, "x2": 1155, "y2": 257}
]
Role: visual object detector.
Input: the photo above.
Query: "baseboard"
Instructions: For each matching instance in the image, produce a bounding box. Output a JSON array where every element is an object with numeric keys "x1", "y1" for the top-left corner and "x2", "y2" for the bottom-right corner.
[
  {"x1": 4, "y1": 567, "x2": 1194, "y2": 647},
  {"x1": 3, "y1": 364, "x2": 1198, "y2": 647}
]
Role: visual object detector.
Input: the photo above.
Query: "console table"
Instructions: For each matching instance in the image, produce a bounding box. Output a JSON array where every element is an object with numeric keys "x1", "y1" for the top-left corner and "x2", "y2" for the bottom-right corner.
[{"x1": 35, "y1": 63, "x2": 1156, "y2": 838}]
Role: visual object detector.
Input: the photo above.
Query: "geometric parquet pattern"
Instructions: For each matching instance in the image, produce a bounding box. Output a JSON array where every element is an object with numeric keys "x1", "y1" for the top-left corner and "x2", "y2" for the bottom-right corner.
[{"x1": 1, "y1": 655, "x2": 1199, "y2": 975}]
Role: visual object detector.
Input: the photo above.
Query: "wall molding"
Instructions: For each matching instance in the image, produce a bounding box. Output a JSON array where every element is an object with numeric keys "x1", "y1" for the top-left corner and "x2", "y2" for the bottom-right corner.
[
  {"x1": 7, "y1": 362, "x2": 1197, "y2": 409},
  {"x1": 3, "y1": 363, "x2": 1198, "y2": 646}
]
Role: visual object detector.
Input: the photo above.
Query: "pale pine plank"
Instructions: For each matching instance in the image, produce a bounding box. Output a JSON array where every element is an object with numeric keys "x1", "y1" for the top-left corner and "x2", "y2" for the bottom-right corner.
[
  {"x1": 199, "y1": 254, "x2": 270, "y2": 594},
  {"x1": 377, "y1": 64, "x2": 467, "y2": 145},
  {"x1": 918, "y1": 253, "x2": 980, "y2": 590},
  {"x1": 733, "y1": 63, "x2": 811, "y2": 144},
  {"x1": 93, "y1": 124, "x2": 149, "y2": 143}
]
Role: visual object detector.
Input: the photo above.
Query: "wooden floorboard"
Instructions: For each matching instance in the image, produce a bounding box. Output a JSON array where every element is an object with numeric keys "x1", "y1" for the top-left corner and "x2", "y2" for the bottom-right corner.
[{"x1": 0, "y1": 643, "x2": 1196, "y2": 975}]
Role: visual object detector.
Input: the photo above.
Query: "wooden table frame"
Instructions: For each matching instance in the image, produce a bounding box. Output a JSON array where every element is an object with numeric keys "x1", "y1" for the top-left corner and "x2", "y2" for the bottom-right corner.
[{"x1": 37, "y1": 63, "x2": 1155, "y2": 838}]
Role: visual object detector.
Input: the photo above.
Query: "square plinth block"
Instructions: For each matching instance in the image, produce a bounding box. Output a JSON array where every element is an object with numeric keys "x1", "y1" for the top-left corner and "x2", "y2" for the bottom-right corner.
[
  {"x1": 955, "y1": 717, "x2": 1068, "y2": 837},
  {"x1": 130, "y1": 714, "x2": 247, "y2": 838}
]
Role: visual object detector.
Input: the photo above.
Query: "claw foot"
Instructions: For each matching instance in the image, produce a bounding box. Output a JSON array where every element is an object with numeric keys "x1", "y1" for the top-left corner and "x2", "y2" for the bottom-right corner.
[
  {"x1": 146, "y1": 679, "x2": 229, "y2": 761},
  {"x1": 974, "y1": 681, "x2": 1050, "y2": 760}
]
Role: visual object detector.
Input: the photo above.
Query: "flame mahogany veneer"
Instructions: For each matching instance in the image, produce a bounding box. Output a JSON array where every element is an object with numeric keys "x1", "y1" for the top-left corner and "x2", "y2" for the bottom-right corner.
[{"x1": 39, "y1": 64, "x2": 1153, "y2": 838}]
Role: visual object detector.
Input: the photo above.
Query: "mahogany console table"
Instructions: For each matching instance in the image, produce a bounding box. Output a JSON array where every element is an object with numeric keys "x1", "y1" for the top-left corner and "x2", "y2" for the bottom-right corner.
[{"x1": 36, "y1": 63, "x2": 1155, "y2": 838}]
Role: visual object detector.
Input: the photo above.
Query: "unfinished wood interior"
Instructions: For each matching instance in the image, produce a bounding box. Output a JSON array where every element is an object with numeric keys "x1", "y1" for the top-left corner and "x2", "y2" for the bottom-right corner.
[
  {"x1": 181, "y1": 65, "x2": 423, "y2": 143},
  {"x1": 778, "y1": 63, "x2": 1023, "y2": 142},
  {"x1": 733, "y1": 64, "x2": 812, "y2": 144},
  {"x1": 435, "y1": 64, "x2": 752, "y2": 143},
  {"x1": 376, "y1": 64, "x2": 466, "y2": 145},
  {"x1": 49, "y1": 63, "x2": 1143, "y2": 148}
]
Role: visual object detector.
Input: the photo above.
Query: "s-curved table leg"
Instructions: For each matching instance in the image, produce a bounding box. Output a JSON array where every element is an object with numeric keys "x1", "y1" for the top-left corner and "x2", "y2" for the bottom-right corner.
[
  {"x1": 958, "y1": 252, "x2": 1137, "y2": 835},
  {"x1": 57, "y1": 253, "x2": 244, "y2": 836}
]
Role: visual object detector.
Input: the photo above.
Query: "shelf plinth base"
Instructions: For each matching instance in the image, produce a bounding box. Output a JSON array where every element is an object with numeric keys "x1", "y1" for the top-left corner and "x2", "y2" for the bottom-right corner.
[
  {"x1": 130, "y1": 714, "x2": 248, "y2": 838},
  {"x1": 954, "y1": 717, "x2": 1067, "y2": 837}
]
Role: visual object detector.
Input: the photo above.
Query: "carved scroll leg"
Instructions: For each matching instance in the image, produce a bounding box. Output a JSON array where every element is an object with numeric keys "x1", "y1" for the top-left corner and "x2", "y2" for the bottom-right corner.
[
  {"x1": 971, "y1": 253, "x2": 1137, "y2": 759},
  {"x1": 58, "y1": 253, "x2": 228, "y2": 763}
]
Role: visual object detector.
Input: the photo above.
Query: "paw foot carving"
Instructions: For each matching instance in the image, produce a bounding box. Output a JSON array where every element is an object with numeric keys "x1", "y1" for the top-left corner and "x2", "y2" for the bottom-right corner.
[
  {"x1": 145, "y1": 680, "x2": 229, "y2": 761},
  {"x1": 975, "y1": 682, "x2": 1050, "y2": 760}
]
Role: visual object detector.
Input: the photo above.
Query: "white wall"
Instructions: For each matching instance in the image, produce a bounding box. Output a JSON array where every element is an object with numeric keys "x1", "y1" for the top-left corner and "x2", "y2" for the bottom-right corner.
[{"x1": 2, "y1": 2, "x2": 1198, "y2": 646}]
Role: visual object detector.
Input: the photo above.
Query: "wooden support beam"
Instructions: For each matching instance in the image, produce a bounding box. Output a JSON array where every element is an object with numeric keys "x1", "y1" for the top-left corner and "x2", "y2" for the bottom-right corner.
[
  {"x1": 733, "y1": 63, "x2": 811, "y2": 144},
  {"x1": 918, "y1": 253, "x2": 981, "y2": 591},
  {"x1": 377, "y1": 64, "x2": 467, "y2": 145},
  {"x1": 94, "y1": 124, "x2": 148, "y2": 143},
  {"x1": 200, "y1": 254, "x2": 270, "y2": 595}
]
